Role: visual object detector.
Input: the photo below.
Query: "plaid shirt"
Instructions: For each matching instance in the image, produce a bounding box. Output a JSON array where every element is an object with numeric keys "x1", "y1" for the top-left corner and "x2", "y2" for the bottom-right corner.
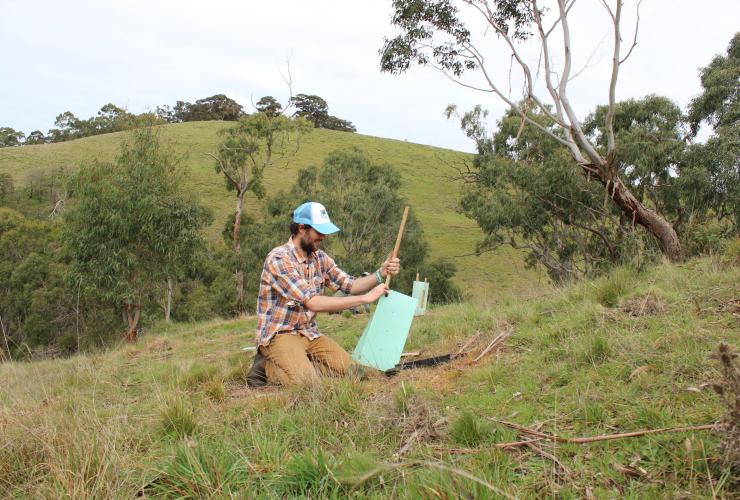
[{"x1": 255, "y1": 238, "x2": 354, "y2": 346}]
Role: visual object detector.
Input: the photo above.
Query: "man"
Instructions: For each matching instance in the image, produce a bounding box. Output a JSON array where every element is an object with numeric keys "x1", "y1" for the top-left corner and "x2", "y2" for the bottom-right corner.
[{"x1": 247, "y1": 201, "x2": 400, "y2": 386}]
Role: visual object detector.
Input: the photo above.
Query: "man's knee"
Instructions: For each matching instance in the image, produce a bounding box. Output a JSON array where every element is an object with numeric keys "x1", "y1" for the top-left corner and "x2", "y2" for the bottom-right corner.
[
  {"x1": 307, "y1": 336, "x2": 353, "y2": 375},
  {"x1": 261, "y1": 334, "x2": 318, "y2": 385}
]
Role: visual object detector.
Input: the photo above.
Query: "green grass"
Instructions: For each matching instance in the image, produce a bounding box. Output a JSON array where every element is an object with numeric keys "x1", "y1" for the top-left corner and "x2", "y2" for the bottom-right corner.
[
  {"x1": 0, "y1": 122, "x2": 544, "y2": 301},
  {"x1": 1, "y1": 257, "x2": 737, "y2": 497}
]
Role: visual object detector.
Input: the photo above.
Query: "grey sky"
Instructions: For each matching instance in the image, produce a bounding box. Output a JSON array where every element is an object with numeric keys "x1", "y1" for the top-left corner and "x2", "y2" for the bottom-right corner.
[{"x1": 1, "y1": 1, "x2": 737, "y2": 153}]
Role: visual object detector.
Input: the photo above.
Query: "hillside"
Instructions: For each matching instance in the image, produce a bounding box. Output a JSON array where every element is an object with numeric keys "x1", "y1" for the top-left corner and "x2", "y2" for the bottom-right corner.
[
  {"x1": 1, "y1": 256, "x2": 737, "y2": 497},
  {"x1": 0, "y1": 122, "x2": 545, "y2": 301}
]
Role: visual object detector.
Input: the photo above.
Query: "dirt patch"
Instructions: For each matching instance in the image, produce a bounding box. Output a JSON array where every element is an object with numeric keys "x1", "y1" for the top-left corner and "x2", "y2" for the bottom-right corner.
[{"x1": 621, "y1": 293, "x2": 667, "y2": 317}]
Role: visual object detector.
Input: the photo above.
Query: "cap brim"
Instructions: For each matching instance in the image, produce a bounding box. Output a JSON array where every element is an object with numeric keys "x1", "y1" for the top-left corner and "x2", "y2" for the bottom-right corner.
[{"x1": 312, "y1": 222, "x2": 340, "y2": 235}]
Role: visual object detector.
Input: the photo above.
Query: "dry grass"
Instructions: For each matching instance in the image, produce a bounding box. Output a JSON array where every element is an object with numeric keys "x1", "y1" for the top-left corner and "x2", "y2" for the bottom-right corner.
[{"x1": 1, "y1": 257, "x2": 738, "y2": 497}]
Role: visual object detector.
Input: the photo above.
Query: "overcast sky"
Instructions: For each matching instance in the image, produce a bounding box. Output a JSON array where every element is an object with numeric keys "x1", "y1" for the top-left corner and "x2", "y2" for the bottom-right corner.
[{"x1": 1, "y1": 1, "x2": 737, "y2": 153}]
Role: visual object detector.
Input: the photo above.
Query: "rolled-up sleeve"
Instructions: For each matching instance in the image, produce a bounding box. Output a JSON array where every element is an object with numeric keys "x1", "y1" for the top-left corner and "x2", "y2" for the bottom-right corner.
[
  {"x1": 269, "y1": 256, "x2": 317, "y2": 304},
  {"x1": 322, "y1": 253, "x2": 354, "y2": 294}
]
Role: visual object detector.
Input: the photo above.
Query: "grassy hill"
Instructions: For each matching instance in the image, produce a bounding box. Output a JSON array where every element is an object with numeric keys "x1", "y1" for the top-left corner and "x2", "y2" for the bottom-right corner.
[
  {"x1": 0, "y1": 122, "x2": 545, "y2": 301},
  {"x1": 1, "y1": 257, "x2": 737, "y2": 497}
]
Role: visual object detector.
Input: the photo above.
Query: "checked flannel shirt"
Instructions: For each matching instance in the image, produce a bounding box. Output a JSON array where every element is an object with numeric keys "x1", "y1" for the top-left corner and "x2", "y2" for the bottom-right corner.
[{"x1": 255, "y1": 238, "x2": 355, "y2": 347}]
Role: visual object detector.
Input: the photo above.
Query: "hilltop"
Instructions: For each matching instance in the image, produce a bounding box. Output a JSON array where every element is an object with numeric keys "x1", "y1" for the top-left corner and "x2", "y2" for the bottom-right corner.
[{"x1": 0, "y1": 122, "x2": 543, "y2": 301}]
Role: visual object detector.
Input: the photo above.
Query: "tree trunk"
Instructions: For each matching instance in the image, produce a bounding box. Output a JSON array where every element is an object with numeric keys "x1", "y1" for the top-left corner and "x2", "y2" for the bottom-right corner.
[
  {"x1": 591, "y1": 167, "x2": 683, "y2": 262},
  {"x1": 123, "y1": 302, "x2": 141, "y2": 343},
  {"x1": 233, "y1": 190, "x2": 246, "y2": 316},
  {"x1": 164, "y1": 277, "x2": 173, "y2": 322}
]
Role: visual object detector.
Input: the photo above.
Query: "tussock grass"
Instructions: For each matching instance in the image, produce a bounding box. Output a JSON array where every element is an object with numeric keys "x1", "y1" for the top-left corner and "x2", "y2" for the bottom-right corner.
[
  {"x1": 1, "y1": 257, "x2": 738, "y2": 497},
  {"x1": 158, "y1": 396, "x2": 198, "y2": 439}
]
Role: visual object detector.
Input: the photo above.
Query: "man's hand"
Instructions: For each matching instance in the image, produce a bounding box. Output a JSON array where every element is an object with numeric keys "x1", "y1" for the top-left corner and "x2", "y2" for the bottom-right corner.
[
  {"x1": 380, "y1": 252, "x2": 401, "y2": 278},
  {"x1": 364, "y1": 284, "x2": 388, "y2": 304}
]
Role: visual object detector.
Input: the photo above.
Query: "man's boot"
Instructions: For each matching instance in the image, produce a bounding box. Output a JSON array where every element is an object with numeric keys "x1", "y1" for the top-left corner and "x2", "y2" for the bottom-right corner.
[{"x1": 246, "y1": 349, "x2": 268, "y2": 387}]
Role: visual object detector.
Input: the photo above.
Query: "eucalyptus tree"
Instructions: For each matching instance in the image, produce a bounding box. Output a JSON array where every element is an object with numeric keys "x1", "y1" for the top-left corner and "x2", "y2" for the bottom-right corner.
[
  {"x1": 64, "y1": 127, "x2": 210, "y2": 342},
  {"x1": 685, "y1": 33, "x2": 739, "y2": 231},
  {"x1": 381, "y1": 0, "x2": 684, "y2": 261},
  {"x1": 209, "y1": 109, "x2": 311, "y2": 315},
  {"x1": 0, "y1": 127, "x2": 25, "y2": 147}
]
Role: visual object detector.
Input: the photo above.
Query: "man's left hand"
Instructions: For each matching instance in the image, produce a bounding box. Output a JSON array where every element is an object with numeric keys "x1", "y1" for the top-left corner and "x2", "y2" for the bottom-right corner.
[{"x1": 380, "y1": 252, "x2": 401, "y2": 278}]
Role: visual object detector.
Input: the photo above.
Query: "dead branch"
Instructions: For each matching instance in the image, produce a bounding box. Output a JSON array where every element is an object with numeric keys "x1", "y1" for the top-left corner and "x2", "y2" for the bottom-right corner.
[
  {"x1": 472, "y1": 329, "x2": 513, "y2": 363},
  {"x1": 619, "y1": 0, "x2": 642, "y2": 64},
  {"x1": 492, "y1": 419, "x2": 715, "y2": 444},
  {"x1": 453, "y1": 330, "x2": 483, "y2": 358}
]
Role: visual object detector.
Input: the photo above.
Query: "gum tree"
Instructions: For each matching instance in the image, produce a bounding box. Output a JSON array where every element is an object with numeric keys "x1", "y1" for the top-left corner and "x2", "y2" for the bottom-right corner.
[
  {"x1": 64, "y1": 127, "x2": 210, "y2": 342},
  {"x1": 209, "y1": 108, "x2": 311, "y2": 315},
  {"x1": 381, "y1": 0, "x2": 684, "y2": 261}
]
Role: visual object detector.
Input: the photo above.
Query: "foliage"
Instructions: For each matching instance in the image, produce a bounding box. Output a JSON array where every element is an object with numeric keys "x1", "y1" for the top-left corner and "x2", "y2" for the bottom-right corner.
[
  {"x1": 459, "y1": 105, "x2": 637, "y2": 282},
  {"x1": 167, "y1": 94, "x2": 244, "y2": 123},
  {"x1": 214, "y1": 112, "x2": 312, "y2": 199},
  {"x1": 212, "y1": 111, "x2": 312, "y2": 314},
  {"x1": 45, "y1": 104, "x2": 162, "y2": 143},
  {"x1": 685, "y1": 33, "x2": 740, "y2": 232},
  {"x1": 290, "y1": 93, "x2": 356, "y2": 132},
  {"x1": 460, "y1": 91, "x2": 737, "y2": 282},
  {"x1": 583, "y1": 96, "x2": 686, "y2": 220},
  {"x1": 255, "y1": 95, "x2": 283, "y2": 117},
  {"x1": 0, "y1": 208, "x2": 120, "y2": 357},
  {"x1": 0, "y1": 127, "x2": 25, "y2": 147},
  {"x1": 380, "y1": 0, "x2": 532, "y2": 76},
  {"x1": 63, "y1": 127, "x2": 211, "y2": 337},
  {"x1": 381, "y1": 0, "x2": 687, "y2": 263},
  {"x1": 687, "y1": 32, "x2": 740, "y2": 136}
]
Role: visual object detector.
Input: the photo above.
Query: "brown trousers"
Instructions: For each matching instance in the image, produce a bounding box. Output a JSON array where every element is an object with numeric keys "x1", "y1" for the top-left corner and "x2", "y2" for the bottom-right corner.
[{"x1": 259, "y1": 333, "x2": 353, "y2": 386}]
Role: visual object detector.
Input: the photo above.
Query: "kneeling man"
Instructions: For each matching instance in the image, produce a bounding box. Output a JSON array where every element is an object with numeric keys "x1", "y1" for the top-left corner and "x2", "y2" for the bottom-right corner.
[{"x1": 249, "y1": 202, "x2": 399, "y2": 386}]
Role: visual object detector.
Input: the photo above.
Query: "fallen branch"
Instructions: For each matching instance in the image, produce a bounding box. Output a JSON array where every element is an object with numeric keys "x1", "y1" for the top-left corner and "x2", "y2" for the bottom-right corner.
[
  {"x1": 472, "y1": 329, "x2": 513, "y2": 363},
  {"x1": 492, "y1": 419, "x2": 715, "y2": 444},
  {"x1": 453, "y1": 330, "x2": 482, "y2": 358}
]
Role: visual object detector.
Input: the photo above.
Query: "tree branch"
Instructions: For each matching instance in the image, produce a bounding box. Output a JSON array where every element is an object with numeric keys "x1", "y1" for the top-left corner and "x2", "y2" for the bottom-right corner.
[
  {"x1": 604, "y1": 0, "x2": 623, "y2": 155},
  {"x1": 619, "y1": 0, "x2": 642, "y2": 64}
]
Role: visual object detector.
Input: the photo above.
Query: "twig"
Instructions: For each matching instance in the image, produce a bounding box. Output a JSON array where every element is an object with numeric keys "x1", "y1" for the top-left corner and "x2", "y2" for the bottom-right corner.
[
  {"x1": 453, "y1": 331, "x2": 482, "y2": 358},
  {"x1": 472, "y1": 329, "x2": 513, "y2": 363},
  {"x1": 492, "y1": 419, "x2": 716, "y2": 444}
]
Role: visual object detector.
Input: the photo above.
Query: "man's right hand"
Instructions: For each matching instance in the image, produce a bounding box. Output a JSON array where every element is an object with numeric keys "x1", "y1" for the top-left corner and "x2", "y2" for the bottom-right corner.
[{"x1": 364, "y1": 284, "x2": 388, "y2": 304}]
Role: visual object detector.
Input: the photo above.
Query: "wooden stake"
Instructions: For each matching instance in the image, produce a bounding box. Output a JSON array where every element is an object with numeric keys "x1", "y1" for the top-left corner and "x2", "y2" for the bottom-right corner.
[{"x1": 386, "y1": 206, "x2": 410, "y2": 289}]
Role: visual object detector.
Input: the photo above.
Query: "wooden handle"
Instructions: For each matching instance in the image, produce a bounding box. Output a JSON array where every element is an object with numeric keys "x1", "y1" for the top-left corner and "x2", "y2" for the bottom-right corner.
[{"x1": 385, "y1": 206, "x2": 410, "y2": 289}]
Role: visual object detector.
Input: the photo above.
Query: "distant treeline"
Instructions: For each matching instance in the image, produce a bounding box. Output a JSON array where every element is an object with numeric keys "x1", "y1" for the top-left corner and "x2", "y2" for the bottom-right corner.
[{"x1": 0, "y1": 93, "x2": 356, "y2": 147}]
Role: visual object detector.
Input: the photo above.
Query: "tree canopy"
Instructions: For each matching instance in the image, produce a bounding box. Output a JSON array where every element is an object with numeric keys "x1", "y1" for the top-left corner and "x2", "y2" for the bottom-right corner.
[
  {"x1": 63, "y1": 127, "x2": 211, "y2": 341},
  {"x1": 381, "y1": 0, "x2": 686, "y2": 262},
  {"x1": 290, "y1": 94, "x2": 357, "y2": 132}
]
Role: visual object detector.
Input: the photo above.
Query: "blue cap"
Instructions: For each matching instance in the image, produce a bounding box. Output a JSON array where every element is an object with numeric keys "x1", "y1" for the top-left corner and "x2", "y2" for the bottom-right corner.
[{"x1": 292, "y1": 202, "x2": 340, "y2": 235}]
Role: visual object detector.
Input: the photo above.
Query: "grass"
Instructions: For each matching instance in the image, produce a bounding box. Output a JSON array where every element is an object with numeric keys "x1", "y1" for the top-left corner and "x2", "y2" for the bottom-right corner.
[
  {"x1": 0, "y1": 122, "x2": 544, "y2": 302},
  {"x1": 1, "y1": 256, "x2": 738, "y2": 497}
]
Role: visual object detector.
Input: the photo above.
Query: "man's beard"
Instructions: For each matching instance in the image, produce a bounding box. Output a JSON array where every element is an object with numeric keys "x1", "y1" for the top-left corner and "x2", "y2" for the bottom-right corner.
[{"x1": 299, "y1": 237, "x2": 318, "y2": 256}]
